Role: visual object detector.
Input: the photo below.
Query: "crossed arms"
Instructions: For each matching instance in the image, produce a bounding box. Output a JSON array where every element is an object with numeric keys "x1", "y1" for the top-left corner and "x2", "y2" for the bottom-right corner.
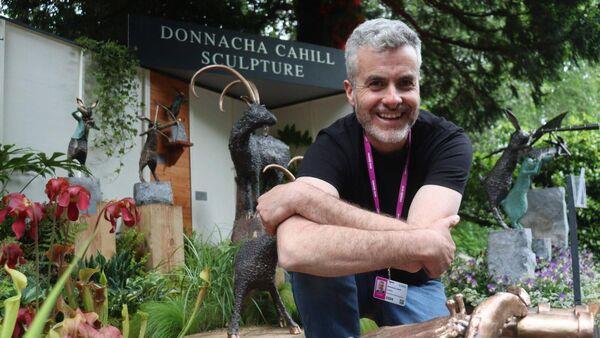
[{"x1": 256, "y1": 176, "x2": 462, "y2": 278}]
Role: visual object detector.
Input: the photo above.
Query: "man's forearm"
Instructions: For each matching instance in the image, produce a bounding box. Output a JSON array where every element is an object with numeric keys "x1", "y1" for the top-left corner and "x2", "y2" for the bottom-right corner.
[
  {"x1": 277, "y1": 216, "x2": 425, "y2": 277},
  {"x1": 296, "y1": 186, "x2": 416, "y2": 232}
]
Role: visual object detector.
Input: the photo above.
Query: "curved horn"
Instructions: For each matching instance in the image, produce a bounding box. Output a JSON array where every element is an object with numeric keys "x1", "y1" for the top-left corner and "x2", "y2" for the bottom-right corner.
[
  {"x1": 189, "y1": 65, "x2": 258, "y2": 103},
  {"x1": 219, "y1": 80, "x2": 241, "y2": 112},
  {"x1": 287, "y1": 156, "x2": 304, "y2": 168},
  {"x1": 247, "y1": 80, "x2": 260, "y2": 104},
  {"x1": 262, "y1": 164, "x2": 296, "y2": 181}
]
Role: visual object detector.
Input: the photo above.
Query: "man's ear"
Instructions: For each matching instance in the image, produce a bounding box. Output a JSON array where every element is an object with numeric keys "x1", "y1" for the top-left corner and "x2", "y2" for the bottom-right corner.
[{"x1": 343, "y1": 80, "x2": 355, "y2": 107}]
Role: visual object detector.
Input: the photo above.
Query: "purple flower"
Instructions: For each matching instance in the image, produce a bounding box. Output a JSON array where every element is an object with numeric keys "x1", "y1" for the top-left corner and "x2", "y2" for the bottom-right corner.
[
  {"x1": 487, "y1": 283, "x2": 496, "y2": 293},
  {"x1": 524, "y1": 278, "x2": 535, "y2": 288}
]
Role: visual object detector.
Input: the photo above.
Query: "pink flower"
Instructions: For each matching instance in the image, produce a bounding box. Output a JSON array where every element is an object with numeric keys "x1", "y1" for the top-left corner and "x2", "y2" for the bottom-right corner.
[
  {"x1": 45, "y1": 177, "x2": 69, "y2": 201},
  {"x1": 57, "y1": 185, "x2": 90, "y2": 221},
  {"x1": 103, "y1": 198, "x2": 140, "y2": 233},
  {"x1": 0, "y1": 193, "x2": 44, "y2": 239},
  {"x1": 0, "y1": 243, "x2": 26, "y2": 269}
]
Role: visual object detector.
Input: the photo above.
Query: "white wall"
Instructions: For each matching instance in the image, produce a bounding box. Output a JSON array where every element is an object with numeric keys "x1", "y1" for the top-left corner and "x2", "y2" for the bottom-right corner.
[
  {"x1": 272, "y1": 93, "x2": 351, "y2": 150},
  {"x1": 2, "y1": 20, "x2": 146, "y2": 203},
  {"x1": 188, "y1": 87, "x2": 244, "y2": 242}
]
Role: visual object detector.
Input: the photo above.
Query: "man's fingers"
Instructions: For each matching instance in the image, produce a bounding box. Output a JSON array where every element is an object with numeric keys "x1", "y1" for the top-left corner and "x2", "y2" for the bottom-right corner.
[{"x1": 447, "y1": 215, "x2": 460, "y2": 228}]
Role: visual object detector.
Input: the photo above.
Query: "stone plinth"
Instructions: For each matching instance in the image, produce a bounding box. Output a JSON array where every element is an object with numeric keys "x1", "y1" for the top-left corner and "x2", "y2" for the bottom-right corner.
[
  {"x1": 521, "y1": 187, "x2": 569, "y2": 248},
  {"x1": 137, "y1": 204, "x2": 184, "y2": 272},
  {"x1": 68, "y1": 177, "x2": 102, "y2": 214},
  {"x1": 133, "y1": 182, "x2": 173, "y2": 206},
  {"x1": 488, "y1": 229, "x2": 536, "y2": 279}
]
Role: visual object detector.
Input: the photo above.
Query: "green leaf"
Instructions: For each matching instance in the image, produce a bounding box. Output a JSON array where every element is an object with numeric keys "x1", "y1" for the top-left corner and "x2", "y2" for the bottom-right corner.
[{"x1": 1, "y1": 265, "x2": 27, "y2": 338}]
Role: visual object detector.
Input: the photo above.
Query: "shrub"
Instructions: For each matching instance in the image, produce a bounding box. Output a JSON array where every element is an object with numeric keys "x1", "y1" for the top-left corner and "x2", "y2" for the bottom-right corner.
[{"x1": 443, "y1": 247, "x2": 600, "y2": 308}]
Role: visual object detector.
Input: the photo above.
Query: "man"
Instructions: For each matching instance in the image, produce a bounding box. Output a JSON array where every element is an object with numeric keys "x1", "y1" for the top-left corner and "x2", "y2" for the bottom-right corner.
[{"x1": 256, "y1": 18, "x2": 472, "y2": 337}]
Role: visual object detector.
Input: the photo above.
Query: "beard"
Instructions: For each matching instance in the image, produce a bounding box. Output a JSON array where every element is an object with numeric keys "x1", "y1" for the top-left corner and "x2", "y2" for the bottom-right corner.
[{"x1": 354, "y1": 100, "x2": 416, "y2": 145}]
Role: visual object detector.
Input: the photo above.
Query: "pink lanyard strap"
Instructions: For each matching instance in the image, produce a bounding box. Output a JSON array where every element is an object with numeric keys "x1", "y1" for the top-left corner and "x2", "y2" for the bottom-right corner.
[{"x1": 363, "y1": 130, "x2": 412, "y2": 219}]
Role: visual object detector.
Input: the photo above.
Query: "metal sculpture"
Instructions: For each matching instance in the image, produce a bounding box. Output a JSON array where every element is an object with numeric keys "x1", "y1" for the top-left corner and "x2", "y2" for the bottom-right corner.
[
  {"x1": 190, "y1": 65, "x2": 290, "y2": 243},
  {"x1": 137, "y1": 108, "x2": 179, "y2": 182},
  {"x1": 483, "y1": 110, "x2": 598, "y2": 228},
  {"x1": 67, "y1": 98, "x2": 99, "y2": 171},
  {"x1": 158, "y1": 89, "x2": 189, "y2": 143},
  {"x1": 365, "y1": 287, "x2": 599, "y2": 338},
  {"x1": 500, "y1": 148, "x2": 557, "y2": 229},
  {"x1": 227, "y1": 162, "x2": 302, "y2": 338}
]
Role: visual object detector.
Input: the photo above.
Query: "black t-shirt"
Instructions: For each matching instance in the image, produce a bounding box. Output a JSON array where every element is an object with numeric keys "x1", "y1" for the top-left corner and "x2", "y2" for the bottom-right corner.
[{"x1": 298, "y1": 110, "x2": 473, "y2": 284}]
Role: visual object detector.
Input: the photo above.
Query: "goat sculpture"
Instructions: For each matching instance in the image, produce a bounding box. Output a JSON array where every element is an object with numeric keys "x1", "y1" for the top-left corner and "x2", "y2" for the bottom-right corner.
[
  {"x1": 190, "y1": 65, "x2": 290, "y2": 242},
  {"x1": 228, "y1": 162, "x2": 302, "y2": 338},
  {"x1": 137, "y1": 110, "x2": 179, "y2": 182},
  {"x1": 67, "y1": 98, "x2": 98, "y2": 171}
]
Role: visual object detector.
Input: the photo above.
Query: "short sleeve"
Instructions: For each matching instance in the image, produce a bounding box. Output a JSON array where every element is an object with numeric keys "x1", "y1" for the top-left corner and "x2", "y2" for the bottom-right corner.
[
  {"x1": 297, "y1": 132, "x2": 349, "y2": 193},
  {"x1": 423, "y1": 130, "x2": 473, "y2": 194}
]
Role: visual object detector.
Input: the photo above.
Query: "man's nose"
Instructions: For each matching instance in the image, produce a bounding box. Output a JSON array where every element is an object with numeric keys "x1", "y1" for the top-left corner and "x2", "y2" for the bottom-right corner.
[{"x1": 381, "y1": 85, "x2": 402, "y2": 110}]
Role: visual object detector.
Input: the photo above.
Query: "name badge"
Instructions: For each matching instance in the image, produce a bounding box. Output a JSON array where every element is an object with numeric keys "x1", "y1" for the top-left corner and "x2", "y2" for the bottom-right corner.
[{"x1": 372, "y1": 276, "x2": 407, "y2": 306}]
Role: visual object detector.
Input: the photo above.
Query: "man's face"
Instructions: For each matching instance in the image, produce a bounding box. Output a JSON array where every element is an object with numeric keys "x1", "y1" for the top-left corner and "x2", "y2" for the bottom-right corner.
[{"x1": 344, "y1": 45, "x2": 420, "y2": 151}]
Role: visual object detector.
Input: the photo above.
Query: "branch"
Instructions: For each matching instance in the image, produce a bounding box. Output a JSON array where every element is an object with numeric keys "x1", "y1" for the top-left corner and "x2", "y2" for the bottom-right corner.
[
  {"x1": 381, "y1": 0, "x2": 513, "y2": 53},
  {"x1": 424, "y1": 0, "x2": 503, "y2": 33}
]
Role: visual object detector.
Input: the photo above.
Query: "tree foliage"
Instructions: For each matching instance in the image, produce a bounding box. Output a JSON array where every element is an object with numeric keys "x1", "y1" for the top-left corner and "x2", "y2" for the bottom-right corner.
[{"x1": 2, "y1": 0, "x2": 598, "y2": 130}]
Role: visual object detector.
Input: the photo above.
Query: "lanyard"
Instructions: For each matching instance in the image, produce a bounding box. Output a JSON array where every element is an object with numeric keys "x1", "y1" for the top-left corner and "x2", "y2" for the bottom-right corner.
[{"x1": 363, "y1": 130, "x2": 412, "y2": 219}]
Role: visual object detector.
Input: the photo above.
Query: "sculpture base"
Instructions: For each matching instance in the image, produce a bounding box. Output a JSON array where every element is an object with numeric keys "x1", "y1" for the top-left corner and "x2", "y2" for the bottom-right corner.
[
  {"x1": 76, "y1": 201, "x2": 115, "y2": 260},
  {"x1": 521, "y1": 187, "x2": 569, "y2": 249},
  {"x1": 137, "y1": 204, "x2": 184, "y2": 272},
  {"x1": 488, "y1": 228, "x2": 536, "y2": 280},
  {"x1": 134, "y1": 181, "x2": 173, "y2": 205}
]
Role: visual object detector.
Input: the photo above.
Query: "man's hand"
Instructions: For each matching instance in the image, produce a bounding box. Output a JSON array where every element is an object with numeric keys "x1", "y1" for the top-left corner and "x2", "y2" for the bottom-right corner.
[
  {"x1": 419, "y1": 215, "x2": 459, "y2": 278},
  {"x1": 257, "y1": 181, "x2": 311, "y2": 235}
]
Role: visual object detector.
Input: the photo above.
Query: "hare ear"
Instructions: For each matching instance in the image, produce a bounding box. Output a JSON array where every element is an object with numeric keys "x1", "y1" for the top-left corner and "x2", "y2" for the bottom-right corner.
[
  {"x1": 505, "y1": 109, "x2": 521, "y2": 131},
  {"x1": 76, "y1": 98, "x2": 85, "y2": 108},
  {"x1": 90, "y1": 100, "x2": 98, "y2": 109}
]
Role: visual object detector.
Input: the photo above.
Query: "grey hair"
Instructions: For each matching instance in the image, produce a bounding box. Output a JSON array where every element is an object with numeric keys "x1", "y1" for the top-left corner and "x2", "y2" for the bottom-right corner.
[{"x1": 345, "y1": 18, "x2": 422, "y2": 83}]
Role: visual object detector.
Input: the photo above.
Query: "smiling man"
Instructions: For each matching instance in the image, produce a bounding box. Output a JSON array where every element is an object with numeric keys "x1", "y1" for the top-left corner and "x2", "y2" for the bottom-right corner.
[{"x1": 256, "y1": 18, "x2": 472, "y2": 337}]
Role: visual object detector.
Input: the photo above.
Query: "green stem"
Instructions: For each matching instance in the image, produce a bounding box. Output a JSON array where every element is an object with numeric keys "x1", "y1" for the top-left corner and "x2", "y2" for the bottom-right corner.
[
  {"x1": 24, "y1": 203, "x2": 110, "y2": 338},
  {"x1": 177, "y1": 286, "x2": 208, "y2": 338},
  {"x1": 18, "y1": 164, "x2": 47, "y2": 194},
  {"x1": 35, "y1": 232, "x2": 40, "y2": 312}
]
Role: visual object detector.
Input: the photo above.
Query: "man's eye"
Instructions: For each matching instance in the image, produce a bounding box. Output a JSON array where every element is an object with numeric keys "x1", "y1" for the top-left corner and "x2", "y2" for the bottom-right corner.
[
  {"x1": 399, "y1": 79, "x2": 414, "y2": 88},
  {"x1": 369, "y1": 81, "x2": 385, "y2": 89}
]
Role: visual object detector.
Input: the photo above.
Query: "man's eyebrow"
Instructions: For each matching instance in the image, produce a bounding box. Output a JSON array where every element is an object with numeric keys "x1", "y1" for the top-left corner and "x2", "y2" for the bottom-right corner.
[{"x1": 364, "y1": 75, "x2": 386, "y2": 83}]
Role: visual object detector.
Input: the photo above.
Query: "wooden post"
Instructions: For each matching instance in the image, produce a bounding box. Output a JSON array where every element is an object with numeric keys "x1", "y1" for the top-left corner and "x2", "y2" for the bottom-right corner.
[
  {"x1": 76, "y1": 202, "x2": 116, "y2": 260},
  {"x1": 137, "y1": 204, "x2": 185, "y2": 272}
]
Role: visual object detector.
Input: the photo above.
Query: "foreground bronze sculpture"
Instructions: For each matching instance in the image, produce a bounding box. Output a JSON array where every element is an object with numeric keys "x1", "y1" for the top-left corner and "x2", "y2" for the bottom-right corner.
[
  {"x1": 365, "y1": 287, "x2": 598, "y2": 337},
  {"x1": 67, "y1": 98, "x2": 98, "y2": 171},
  {"x1": 190, "y1": 65, "x2": 290, "y2": 243},
  {"x1": 226, "y1": 163, "x2": 302, "y2": 338}
]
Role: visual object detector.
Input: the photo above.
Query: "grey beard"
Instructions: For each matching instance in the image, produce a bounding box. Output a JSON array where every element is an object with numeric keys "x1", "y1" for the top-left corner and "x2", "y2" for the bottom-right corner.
[{"x1": 354, "y1": 106, "x2": 412, "y2": 144}]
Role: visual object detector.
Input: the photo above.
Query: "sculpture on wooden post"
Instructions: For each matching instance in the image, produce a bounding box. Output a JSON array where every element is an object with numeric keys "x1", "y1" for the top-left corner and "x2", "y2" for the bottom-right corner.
[
  {"x1": 189, "y1": 65, "x2": 290, "y2": 243},
  {"x1": 67, "y1": 98, "x2": 99, "y2": 173},
  {"x1": 137, "y1": 109, "x2": 179, "y2": 183}
]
